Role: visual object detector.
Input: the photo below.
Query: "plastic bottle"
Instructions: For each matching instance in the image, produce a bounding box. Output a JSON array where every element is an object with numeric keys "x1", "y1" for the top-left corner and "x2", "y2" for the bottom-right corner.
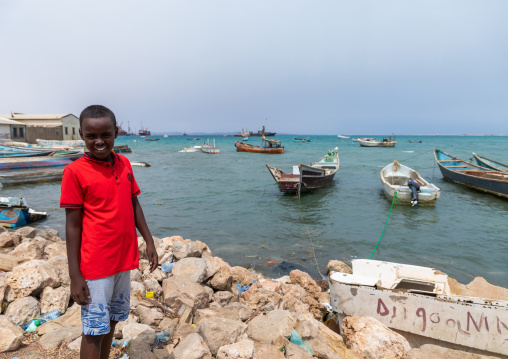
[
  {"x1": 39, "y1": 309, "x2": 61, "y2": 320},
  {"x1": 161, "y1": 261, "x2": 177, "y2": 273},
  {"x1": 23, "y1": 310, "x2": 61, "y2": 332}
]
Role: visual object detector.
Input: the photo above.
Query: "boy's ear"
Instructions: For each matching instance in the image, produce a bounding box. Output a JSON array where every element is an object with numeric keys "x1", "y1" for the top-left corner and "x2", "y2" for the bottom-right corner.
[
  {"x1": 79, "y1": 128, "x2": 84, "y2": 140},
  {"x1": 114, "y1": 125, "x2": 119, "y2": 139}
]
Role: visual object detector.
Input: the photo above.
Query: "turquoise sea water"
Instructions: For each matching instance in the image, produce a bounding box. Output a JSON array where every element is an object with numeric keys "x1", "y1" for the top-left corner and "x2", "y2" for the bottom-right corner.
[{"x1": 2, "y1": 135, "x2": 508, "y2": 287}]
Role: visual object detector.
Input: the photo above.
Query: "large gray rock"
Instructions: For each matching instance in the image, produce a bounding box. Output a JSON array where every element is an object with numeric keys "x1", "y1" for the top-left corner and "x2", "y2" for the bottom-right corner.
[
  {"x1": 36, "y1": 228, "x2": 59, "y2": 240},
  {"x1": 254, "y1": 342, "x2": 286, "y2": 358},
  {"x1": 0, "y1": 231, "x2": 20, "y2": 248},
  {"x1": 172, "y1": 240, "x2": 203, "y2": 260},
  {"x1": 243, "y1": 287, "x2": 282, "y2": 312},
  {"x1": 0, "y1": 315, "x2": 24, "y2": 353},
  {"x1": 122, "y1": 323, "x2": 157, "y2": 344},
  {"x1": 212, "y1": 291, "x2": 236, "y2": 306},
  {"x1": 39, "y1": 326, "x2": 82, "y2": 350},
  {"x1": 9, "y1": 240, "x2": 42, "y2": 261},
  {"x1": 46, "y1": 255, "x2": 71, "y2": 286},
  {"x1": 194, "y1": 306, "x2": 243, "y2": 324},
  {"x1": 285, "y1": 342, "x2": 313, "y2": 359},
  {"x1": 402, "y1": 344, "x2": 500, "y2": 359},
  {"x1": 163, "y1": 276, "x2": 210, "y2": 312},
  {"x1": 5, "y1": 295, "x2": 40, "y2": 326},
  {"x1": 217, "y1": 339, "x2": 256, "y2": 359},
  {"x1": 226, "y1": 302, "x2": 253, "y2": 322},
  {"x1": 246, "y1": 310, "x2": 295, "y2": 344},
  {"x1": 209, "y1": 264, "x2": 233, "y2": 291},
  {"x1": 40, "y1": 286, "x2": 70, "y2": 315},
  {"x1": 342, "y1": 316, "x2": 411, "y2": 359},
  {"x1": 5, "y1": 259, "x2": 60, "y2": 300},
  {"x1": 128, "y1": 337, "x2": 158, "y2": 359},
  {"x1": 14, "y1": 226, "x2": 36, "y2": 239},
  {"x1": 197, "y1": 317, "x2": 248, "y2": 355},
  {"x1": 172, "y1": 257, "x2": 207, "y2": 283},
  {"x1": 114, "y1": 314, "x2": 140, "y2": 339},
  {"x1": 135, "y1": 304, "x2": 165, "y2": 326},
  {"x1": 169, "y1": 333, "x2": 212, "y2": 359}
]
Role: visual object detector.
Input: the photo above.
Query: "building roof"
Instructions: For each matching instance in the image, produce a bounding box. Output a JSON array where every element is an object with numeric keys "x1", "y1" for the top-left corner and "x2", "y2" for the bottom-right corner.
[
  {"x1": 0, "y1": 114, "x2": 77, "y2": 121},
  {"x1": 0, "y1": 117, "x2": 26, "y2": 125}
]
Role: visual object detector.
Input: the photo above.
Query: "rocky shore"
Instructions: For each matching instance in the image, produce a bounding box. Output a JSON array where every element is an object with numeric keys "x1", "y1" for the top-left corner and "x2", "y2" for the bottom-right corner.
[{"x1": 0, "y1": 226, "x2": 505, "y2": 359}]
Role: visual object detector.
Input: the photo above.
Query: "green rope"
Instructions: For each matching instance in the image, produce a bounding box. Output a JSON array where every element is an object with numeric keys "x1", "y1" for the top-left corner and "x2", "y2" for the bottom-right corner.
[{"x1": 369, "y1": 191, "x2": 397, "y2": 259}]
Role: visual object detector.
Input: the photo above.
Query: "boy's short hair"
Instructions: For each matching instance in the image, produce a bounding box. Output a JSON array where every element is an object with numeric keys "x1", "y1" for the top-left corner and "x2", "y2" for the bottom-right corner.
[{"x1": 79, "y1": 105, "x2": 117, "y2": 128}]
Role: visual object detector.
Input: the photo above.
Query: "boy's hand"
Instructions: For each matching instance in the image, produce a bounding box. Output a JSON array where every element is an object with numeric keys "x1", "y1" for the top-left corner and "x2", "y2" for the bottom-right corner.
[
  {"x1": 146, "y1": 242, "x2": 158, "y2": 272},
  {"x1": 70, "y1": 275, "x2": 91, "y2": 305}
]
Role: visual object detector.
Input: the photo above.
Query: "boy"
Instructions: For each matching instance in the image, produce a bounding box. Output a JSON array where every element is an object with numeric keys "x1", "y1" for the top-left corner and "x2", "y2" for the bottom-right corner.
[{"x1": 61, "y1": 105, "x2": 158, "y2": 359}]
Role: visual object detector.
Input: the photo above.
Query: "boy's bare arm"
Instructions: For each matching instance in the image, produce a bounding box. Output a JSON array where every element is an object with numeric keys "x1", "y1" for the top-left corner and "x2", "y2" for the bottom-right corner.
[
  {"x1": 65, "y1": 208, "x2": 91, "y2": 305},
  {"x1": 132, "y1": 197, "x2": 158, "y2": 272}
]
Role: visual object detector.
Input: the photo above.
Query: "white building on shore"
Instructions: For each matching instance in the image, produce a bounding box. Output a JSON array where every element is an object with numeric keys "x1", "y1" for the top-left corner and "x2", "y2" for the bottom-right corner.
[
  {"x1": 0, "y1": 117, "x2": 27, "y2": 141},
  {"x1": 0, "y1": 114, "x2": 79, "y2": 144}
]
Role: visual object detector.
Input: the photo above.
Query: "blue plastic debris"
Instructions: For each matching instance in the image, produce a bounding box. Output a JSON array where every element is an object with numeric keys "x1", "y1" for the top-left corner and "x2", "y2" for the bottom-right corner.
[{"x1": 290, "y1": 330, "x2": 313, "y2": 355}]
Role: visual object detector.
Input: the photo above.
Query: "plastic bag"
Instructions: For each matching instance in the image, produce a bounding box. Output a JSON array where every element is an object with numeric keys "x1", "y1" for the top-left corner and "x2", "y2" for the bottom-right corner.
[{"x1": 289, "y1": 330, "x2": 313, "y2": 355}]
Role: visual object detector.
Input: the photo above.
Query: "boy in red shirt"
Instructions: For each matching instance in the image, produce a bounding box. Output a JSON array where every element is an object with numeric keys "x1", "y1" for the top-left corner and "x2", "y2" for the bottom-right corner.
[{"x1": 61, "y1": 105, "x2": 158, "y2": 359}]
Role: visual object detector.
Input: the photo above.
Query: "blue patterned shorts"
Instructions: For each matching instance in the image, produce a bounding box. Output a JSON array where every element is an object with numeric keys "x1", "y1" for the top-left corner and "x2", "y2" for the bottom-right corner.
[{"x1": 81, "y1": 270, "x2": 131, "y2": 336}]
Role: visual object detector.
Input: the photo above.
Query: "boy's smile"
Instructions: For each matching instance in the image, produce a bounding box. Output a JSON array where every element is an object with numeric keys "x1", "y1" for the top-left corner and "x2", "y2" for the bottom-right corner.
[{"x1": 79, "y1": 116, "x2": 118, "y2": 163}]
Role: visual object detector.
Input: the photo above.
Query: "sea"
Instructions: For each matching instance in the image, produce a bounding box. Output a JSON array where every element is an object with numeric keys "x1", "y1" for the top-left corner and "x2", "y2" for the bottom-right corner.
[{"x1": 2, "y1": 135, "x2": 508, "y2": 288}]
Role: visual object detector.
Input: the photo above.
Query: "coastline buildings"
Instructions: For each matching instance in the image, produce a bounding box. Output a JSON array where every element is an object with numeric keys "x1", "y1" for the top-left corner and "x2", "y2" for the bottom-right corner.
[
  {"x1": 0, "y1": 117, "x2": 27, "y2": 141},
  {"x1": 0, "y1": 113, "x2": 79, "y2": 143}
]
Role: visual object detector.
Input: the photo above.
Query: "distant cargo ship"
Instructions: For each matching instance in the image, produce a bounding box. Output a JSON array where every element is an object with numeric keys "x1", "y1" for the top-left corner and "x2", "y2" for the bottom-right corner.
[
  {"x1": 234, "y1": 126, "x2": 275, "y2": 137},
  {"x1": 139, "y1": 128, "x2": 151, "y2": 136}
]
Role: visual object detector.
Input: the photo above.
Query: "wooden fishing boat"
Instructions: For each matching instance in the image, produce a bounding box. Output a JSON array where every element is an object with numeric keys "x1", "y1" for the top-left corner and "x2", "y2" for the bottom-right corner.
[
  {"x1": 0, "y1": 167, "x2": 65, "y2": 186},
  {"x1": 434, "y1": 149, "x2": 508, "y2": 198},
  {"x1": 113, "y1": 144, "x2": 132, "y2": 153},
  {"x1": 358, "y1": 137, "x2": 396, "y2": 147},
  {"x1": 0, "y1": 154, "x2": 80, "y2": 171},
  {"x1": 178, "y1": 146, "x2": 201, "y2": 153},
  {"x1": 186, "y1": 137, "x2": 201, "y2": 141},
  {"x1": 235, "y1": 136, "x2": 283, "y2": 154},
  {"x1": 380, "y1": 160, "x2": 440, "y2": 205},
  {"x1": 130, "y1": 161, "x2": 151, "y2": 167},
  {"x1": 201, "y1": 139, "x2": 220, "y2": 154},
  {"x1": 266, "y1": 147, "x2": 339, "y2": 193},
  {"x1": 145, "y1": 138, "x2": 159, "y2": 141},
  {"x1": 352, "y1": 137, "x2": 374, "y2": 142},
  {"x1": 472, "y1": 153, "x2": 508, "y2": 172},
  {"x1": 337, "y1": 135, "x2": 349, "y2": 139},
  {"x1": 293, "y1": 137, "x2": 311, "y2": 143},
  {"x1": 329, "y1": 259, "x2": 508, "y2": 356},
  {"x1": 0, "y1": 197, "x2": 48, "y2": 227}
]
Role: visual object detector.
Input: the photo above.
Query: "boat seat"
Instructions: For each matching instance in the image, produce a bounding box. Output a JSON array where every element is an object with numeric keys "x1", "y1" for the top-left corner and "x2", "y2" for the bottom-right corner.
[
  {"x1": 292, "y1": 166, "x2": 300, "y2": 175},
  {"x1": 444, "y1": 165, "x2": 469, "y2": 168}
]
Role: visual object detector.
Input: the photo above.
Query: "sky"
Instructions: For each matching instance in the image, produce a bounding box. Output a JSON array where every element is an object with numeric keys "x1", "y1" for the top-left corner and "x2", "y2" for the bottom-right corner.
[{"x1": 1, "y1": 1, "x2": 507, "y2": 135}]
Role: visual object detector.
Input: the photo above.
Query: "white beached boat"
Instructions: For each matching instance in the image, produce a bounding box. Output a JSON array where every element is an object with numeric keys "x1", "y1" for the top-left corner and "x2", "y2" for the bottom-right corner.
[
  {"x1": 358, "y1": 137, "x2": 396, "y2": 147},
  {"x1": 36, "y1": 139, "x2": 85, "y2": 147},
  {"x1": 130, "y1": 161, "x2": 151, "y2": 167},
  {"x1": 380, "y1": 160, "x2": 440, "y2": 206},
  {"x1": 201, "y1": 139, "x2": 220, "y2": 154},
  {"x1": 329, "y1": 259, "x2": 508, "y2": 356},
  {"x1": 352, "y1": 137, "x2": 374, "y2": 143}
]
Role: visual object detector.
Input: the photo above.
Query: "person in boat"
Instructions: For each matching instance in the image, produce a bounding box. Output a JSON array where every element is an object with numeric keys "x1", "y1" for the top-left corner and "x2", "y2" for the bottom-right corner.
[
  {"x1": 407, "y1": 178, "x2": 421, "y2": 207},
  {"x1": 60, "y1": 105, "x2": 158, "y2": 359}
]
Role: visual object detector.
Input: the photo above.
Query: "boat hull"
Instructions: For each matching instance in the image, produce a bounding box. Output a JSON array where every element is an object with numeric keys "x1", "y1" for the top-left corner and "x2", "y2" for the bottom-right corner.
[
  {"x1": 434, "y1": 149, "x2": 508, "y2": 199},
  {"x1": 0, "y1": 167, "x2": 65, "y2": 186},
  {"x1": 473, "y1": 153, "x2": 508, "y2": 172},
  {"x1": 235, "y1": 141, "x2": 283, "y2": 154},
  {"x1": 380, "y1": 160, "x2": 440, "y2": 205},
  {"x1": 358, "y1": 138, "x2": 397, "y2": 147}
]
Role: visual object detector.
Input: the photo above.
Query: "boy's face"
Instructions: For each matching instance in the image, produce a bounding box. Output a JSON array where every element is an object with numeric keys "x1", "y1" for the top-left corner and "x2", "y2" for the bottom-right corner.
[{"x1": 79, "y1": 117, "x2": 118, "y2": 162}]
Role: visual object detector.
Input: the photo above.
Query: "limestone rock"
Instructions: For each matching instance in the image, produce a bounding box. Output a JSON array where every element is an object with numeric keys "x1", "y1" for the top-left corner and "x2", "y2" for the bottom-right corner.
[
  {"x1": 136, "y1": 304, "x2": 165, "y2": 326},
  {"x1": 169, "y1": 332, "x2": 212, "y2": 359},
  {"x1": 281, "y1": 283, "x2": 308, "y2": 300},
  {"x1": 172, "y1": 239, "x2": 203, "y2": 260},
  {"x1": 46, "y1": 255, "x2": 71, "y2": 286},
  {"x1": 67, "y1": 336, "x2": 82, "y2": 351},
  {"x1": 209, "y1": 263, "x2": 233, "y2": 291},
  {"x1": 202, "y1": 251, "x2": 220, "y2": 279},
  {"x1": 173, "y1": 322, "x2": 198, "y2": 340},
  {"x1": 122, "y1": 322, "x2": 157, "y2": 343},
  {"x1": 258, "y1": 278, "x2": 282, "y2": 294},
  {"x1": 254, "y1": 342, "x2": 285, "y2": 358},
  {"x1": 226, "y1": 302, "x2": 253, "y2": 322},
  {"x1": 197, "y1": 317, "x2": 248, "y2": 355},
  {"x1": 36, "y1": 228, "x2": 59, "y2": 240},
  {"x1": 158, "y1": 317, "x2": 179, "y2": 332},
  {"x1": 402, "y1": 344, "x2": 500, "y2": 359},
  {"x1": 281, "y1": 295, "x2": 313, "y2": 321},
  {"x1": 40, "y1": 286, "x2": 70, "y2": 315},
  {"x1": 39, "y1": 326, "x2": 82, "y2": 350},
  {"x1": 342, "y1": 316, "x2": 411, "y2": 359},
  {"x1": 5, "y1": 296, "x2": 40, "y2": 326},
  {"x1": 285, "y1": 342, "x2": 313, "y2": 359},
  {"x1": 144, "y1": 277, "x2": 163, "y2": 295},
  {"x1": 9, "y1": 240, "x2": 42, "y2": 261},
  {"x1": 217, "y1": 338, "x2": 256, "y2": 359},
  {"x1": 30, "y1": 236, "x2": 50, "y2": 251},
  {"x1": 0, "y1": 277, "x2": 6, "y2": 308},
  {"x1": 129, "y1": 337, "x2": 158, "y2": 359},
  {"x1": 131, "y1": 280, "x2": 147, "y2": 294},
  {"x1": 301, "y1": 295, "x2": 326, "y2": 321},
  {"x1": 212, "y1": 291, "x2": 236, "y2": 306},
  {"x1": 289, "y1": 270, "x2": 322, "y2": 301},
  {"x1": 114, "y1": 314, "x2": 140, "y2": 339},
  {"x1": 131, "y1": 268, "x2": 143, "y2": 282},
  {"x1": 194, "y1": 306, "x2": 243, "y2": 324},
  {"x1": 14, "y1": 226, "x2": 36, "y2": 238},
  {"x1": 246, "y1": 310, "x2": 295, "y2": 344},
  {"x1": 231, "y1": 266, "x2": 259, "y2": 287},
  {"x1": 163, "y1": 276, "x2": 210, "y2": 312},
  {"x1": 172, "y1": 257, "x2": 207, "y2": 283},
  {"x1": 44, "y1": 241, "x2": 67, "y2": 258},
  {"x1": 327, "y1": 260, "x2": 352, "y2": 274},
  {"x1": 0, "y1": 226, "x2": 6, "y2": 233},
  {"x1": 0, "y1": 315, "x2": 24, "y2": 353},
  {"x1": 6, "y1": 259, "x2": 60, "y2": 299},
  {"x1": 0, "y1": 232, "x2": 20, "y2": 248},
  {"x1": 306, "y1": 338, "x2": 342, "y2": 359},
  {"x1": 243, "y1": 287, "x2": 282, "y2": 312}
]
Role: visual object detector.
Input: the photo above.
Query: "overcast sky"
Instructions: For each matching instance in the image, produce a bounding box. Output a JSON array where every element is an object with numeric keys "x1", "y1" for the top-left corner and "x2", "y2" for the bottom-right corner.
[{"x1": 1, "y1": 1, "x2": 507, "y2": 135}]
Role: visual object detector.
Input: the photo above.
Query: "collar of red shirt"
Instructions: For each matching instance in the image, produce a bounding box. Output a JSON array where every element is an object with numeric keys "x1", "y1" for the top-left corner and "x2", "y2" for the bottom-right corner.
[{"x1": 83, "y1": 152, "x2": 122, "y2": 166}]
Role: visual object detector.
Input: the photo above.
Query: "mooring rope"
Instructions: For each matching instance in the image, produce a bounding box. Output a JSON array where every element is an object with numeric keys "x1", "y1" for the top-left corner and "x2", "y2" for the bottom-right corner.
[{"x1": 369, "y1": 190, "x2": 397, "y2": 260}]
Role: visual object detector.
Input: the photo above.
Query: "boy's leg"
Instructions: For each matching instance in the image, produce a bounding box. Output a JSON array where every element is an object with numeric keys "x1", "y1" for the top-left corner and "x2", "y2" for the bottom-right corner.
[
  {"x1": 100, "y1": 320, "x2": 118, "y2": 359},
  {"x1": 81, "y1": 333, "x2": 104, "y2": 359}
]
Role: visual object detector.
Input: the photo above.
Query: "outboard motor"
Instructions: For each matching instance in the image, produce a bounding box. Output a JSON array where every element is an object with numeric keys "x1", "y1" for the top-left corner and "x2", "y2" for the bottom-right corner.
[{"x1": 407, "y1": 179, "x2": 420, "y2": 207}]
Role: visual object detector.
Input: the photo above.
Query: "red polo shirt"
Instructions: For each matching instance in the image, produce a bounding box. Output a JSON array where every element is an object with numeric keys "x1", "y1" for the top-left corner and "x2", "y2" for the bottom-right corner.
[{"x1": 60, "y1": 153, "x2": 141, "y2": 279}]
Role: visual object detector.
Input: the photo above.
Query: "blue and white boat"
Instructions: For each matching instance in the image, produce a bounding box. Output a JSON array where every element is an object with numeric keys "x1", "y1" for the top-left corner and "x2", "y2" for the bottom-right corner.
[
  {"x1": 472, "y1": 153, "x2": 508, "y2": 173},
  {"x1": 0, "y1": 197, "x2": 48, "y2": 228}
]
